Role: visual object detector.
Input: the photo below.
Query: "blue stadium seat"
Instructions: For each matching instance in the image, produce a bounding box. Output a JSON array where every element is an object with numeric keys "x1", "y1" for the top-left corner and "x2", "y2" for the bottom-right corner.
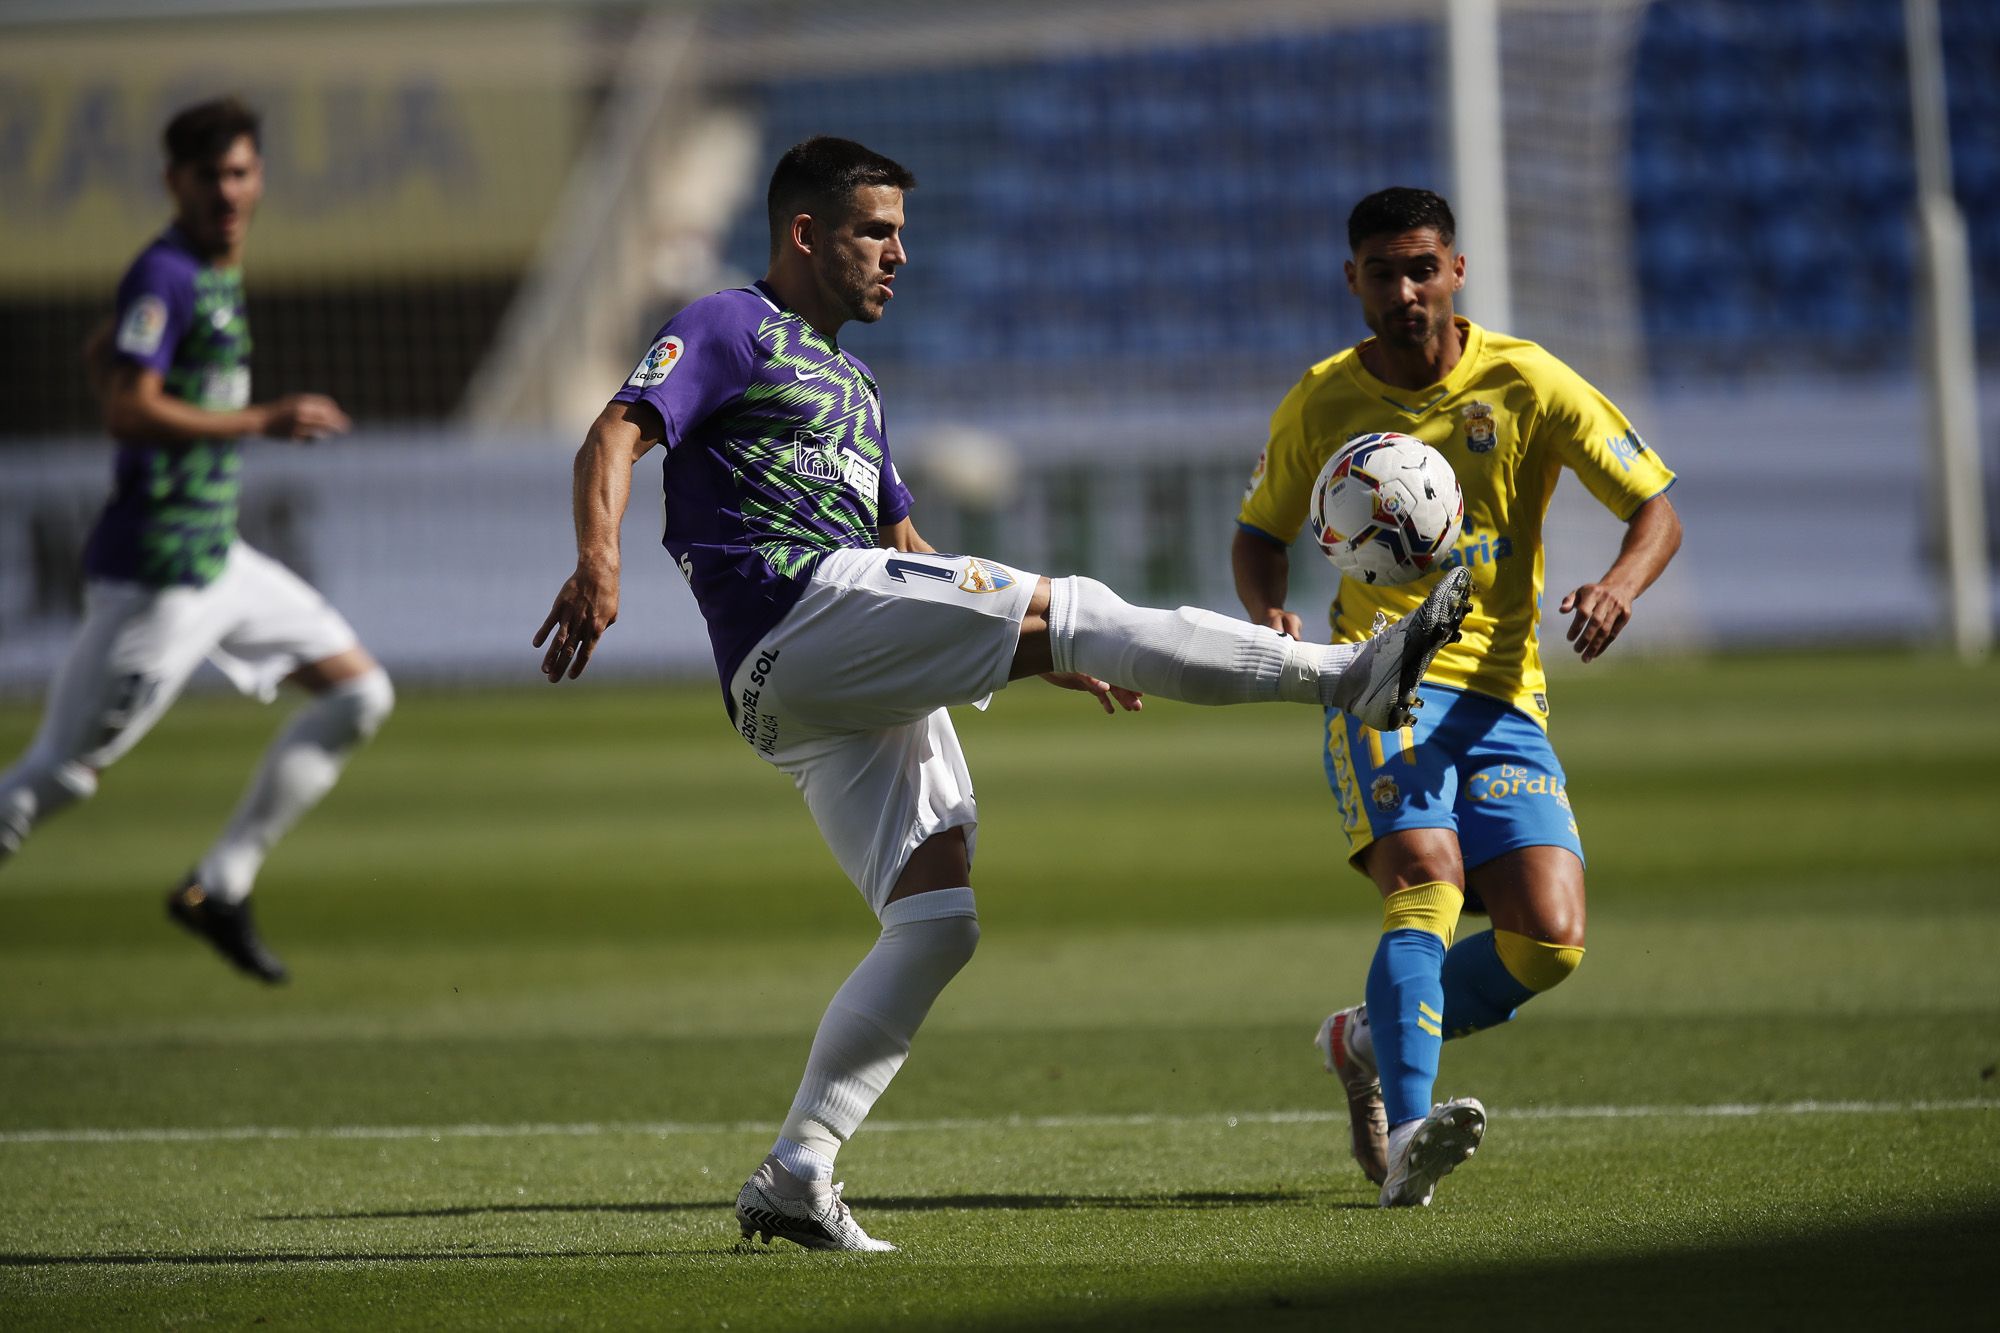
[{"x1": 729, "y1": 2, "x2": 1997, "y2": 392}]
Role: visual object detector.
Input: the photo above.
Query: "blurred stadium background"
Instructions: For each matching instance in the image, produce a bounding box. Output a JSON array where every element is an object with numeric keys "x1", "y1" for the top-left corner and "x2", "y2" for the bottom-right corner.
[{"x1": 0, "y1": 0, "x2": 1995, "y2": 685}]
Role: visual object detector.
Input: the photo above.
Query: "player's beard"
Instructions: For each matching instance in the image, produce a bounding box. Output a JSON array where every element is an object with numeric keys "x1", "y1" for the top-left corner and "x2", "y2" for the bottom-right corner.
[
  {"x1": 1372, "y1": 304, "x2": 1438, "y2": 351},
  {"x1": 827, "y1": 254, "x2": 890, "y2": 325},
  {"x1": 845, "y1": 280, "x2": 888, "y2": 325}
]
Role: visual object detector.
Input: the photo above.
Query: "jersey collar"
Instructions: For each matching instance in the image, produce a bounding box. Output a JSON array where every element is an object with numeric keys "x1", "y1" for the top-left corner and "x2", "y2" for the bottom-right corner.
[
  {"x1": 752, "y1": 278, "x2": 845, "y2": 356},
  {"x1": 1344, "y1": 318, "x2": 1485, "y2": 415}
]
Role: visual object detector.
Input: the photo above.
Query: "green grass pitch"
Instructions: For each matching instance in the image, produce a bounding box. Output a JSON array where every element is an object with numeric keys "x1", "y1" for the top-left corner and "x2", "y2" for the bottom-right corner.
[{"x1": 2, "y1": 649, "x2": 1996, "y2": 1329}]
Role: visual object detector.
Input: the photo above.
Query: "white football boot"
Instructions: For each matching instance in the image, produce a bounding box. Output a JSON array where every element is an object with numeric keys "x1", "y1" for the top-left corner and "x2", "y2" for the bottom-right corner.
[
  {"x1": 1314, "y1": 1005, "x2": 1389, "y2": 1186},
  {"x1": 1379, "y1": 1096, "x2": 1486, "y2": 1207},
  {"x1": 735, "y1": 1156, "x2": 896, "y2": 1252},
  {"x1": 1327, "y1": 566, "x2": 1473, "y2": 732}
]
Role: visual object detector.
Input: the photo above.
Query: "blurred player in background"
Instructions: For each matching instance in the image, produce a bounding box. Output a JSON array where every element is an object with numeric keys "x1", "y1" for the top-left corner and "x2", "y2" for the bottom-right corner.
[
  {"x1": 0, "y1": 97, "x2": 393, "y2": 984},
  {"x1": 1234, "y1": 187, "x2": 1681, "y2": 1207},
  {"x1": 534, "y1": 138, "x2": 1472, "y2": 1252}
]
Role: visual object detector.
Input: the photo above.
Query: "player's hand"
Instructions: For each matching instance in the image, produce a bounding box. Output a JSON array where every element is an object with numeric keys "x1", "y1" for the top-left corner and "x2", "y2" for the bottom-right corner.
[
  {"x1": 535, "y1": 564, "x2": 620, "y2": 682},
  {"x1": 1040, "y1": 671, "x2": 1143, "y2": 715},
  {"x1": 1259, "y1": 608, "x2": 1305, "y2": 640},
  {"x1": 1559, "y1": 580, "x2": 1635, "y2": 663},
  {"x1": 260, "y1": 394, "x2": 351, "y2": 443}
]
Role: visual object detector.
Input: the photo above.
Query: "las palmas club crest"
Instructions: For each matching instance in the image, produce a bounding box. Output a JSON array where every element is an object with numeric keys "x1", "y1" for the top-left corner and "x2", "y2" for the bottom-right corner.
[
  {"x1": 958, "y1": 558, "x2": 1015, "y2": 594},
  {"x1": 1461, "y1": 401, "x2": 1498, "y2": 453}
]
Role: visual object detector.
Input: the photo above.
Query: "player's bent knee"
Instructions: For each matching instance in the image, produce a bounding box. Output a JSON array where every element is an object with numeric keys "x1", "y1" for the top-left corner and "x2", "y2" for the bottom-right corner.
[
  {"x1": 1493, "y1": 929, "x2": 1584, "y2": 993},
  {"x1": 357, "y1": 670, "x2": 395, "y2": 738},
  {"x1": 926, "y1": 914, "x2": 981, "y2": 973},
  {"x1": 1055, "y1": 576, "x2": 1128, "y2": 646},
  {"x1": 329, "y1": 668, "x2": 395, "y2": 742},
  {"x1": 1068, "y1": 575, "x2": 1126, "y2": 615},
  {"x1": 878, "y1": 886, "x2": 980, "y2": 978}
]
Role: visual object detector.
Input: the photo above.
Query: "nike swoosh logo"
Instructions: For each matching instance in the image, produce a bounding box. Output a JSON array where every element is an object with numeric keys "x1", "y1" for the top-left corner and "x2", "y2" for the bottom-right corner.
[{"x1": 793, "y1": 368, "x2": 829, "y2": 382}]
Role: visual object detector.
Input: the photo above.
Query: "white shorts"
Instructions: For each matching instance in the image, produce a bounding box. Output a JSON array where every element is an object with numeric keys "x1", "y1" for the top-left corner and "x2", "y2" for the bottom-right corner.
[
  {"x1": 728, "y1": 548, "x2": 1039, "y2": 911},
  {"x1": 35, "y1": 542, "x2": 358, "y2": 771}
]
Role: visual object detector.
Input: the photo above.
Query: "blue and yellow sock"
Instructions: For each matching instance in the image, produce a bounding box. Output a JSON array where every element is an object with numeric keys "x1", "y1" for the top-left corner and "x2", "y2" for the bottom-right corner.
[
  {"x1": 1440, "y1": 929, "x2": 1585, "y2": 1038},
  {"x1": 1364, "y1": 881, "x2": 1464, "y2": 1127}
]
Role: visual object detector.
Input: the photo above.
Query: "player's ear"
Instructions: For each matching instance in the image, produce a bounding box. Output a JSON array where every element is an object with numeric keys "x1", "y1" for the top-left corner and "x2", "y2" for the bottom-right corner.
[
  {"x1": 789, "y1": 213, "x2": 816, "y2": 257},
  {"x1": 1451, "y1": 251, "x2": 1466, "y2": 292},
  {"x1": 1343, "y1": 258, "x2": 1359, "y2": 294}
]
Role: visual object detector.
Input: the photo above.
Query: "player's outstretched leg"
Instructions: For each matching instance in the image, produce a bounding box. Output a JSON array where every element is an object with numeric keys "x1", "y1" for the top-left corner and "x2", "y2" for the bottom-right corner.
[
  {"x1": 1313, "y1": 1005, "x2": 1388, "y2": 1186},
  {"x1": 736, "y1": 887, "x2": 980, "y2": 1252},
  {"x1": 1044, "y1": 566, "x2": 1470, "y2": 730},
  {"x1": 165, "y1": 873, "x2": 289, "y2": 984},
  {"x1": 1379, "y1": 1095, "x2": 1486, "y2": 1207},
  {"x1": 1326, "y1": 567, "x2": 1473, "y2": 731}
]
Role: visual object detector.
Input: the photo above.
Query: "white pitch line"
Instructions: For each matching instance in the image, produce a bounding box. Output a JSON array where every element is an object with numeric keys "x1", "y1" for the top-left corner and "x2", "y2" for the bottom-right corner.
[{"x1": 1, "y1": 1099, "x2": 1995, "y2": 1147}]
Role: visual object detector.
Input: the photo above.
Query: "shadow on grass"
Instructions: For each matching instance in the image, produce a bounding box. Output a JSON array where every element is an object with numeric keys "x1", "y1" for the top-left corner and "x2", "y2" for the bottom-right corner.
[
  {"x1": 259, "y1": 1188, "x2": 1347, "y2": 1223},
  {"x1": 965, "y1": 1202, "x2": 2000, "y2": 1332},
  {"x1": 0, "y1": 1249, "x2": 712, "y2": 1266}
]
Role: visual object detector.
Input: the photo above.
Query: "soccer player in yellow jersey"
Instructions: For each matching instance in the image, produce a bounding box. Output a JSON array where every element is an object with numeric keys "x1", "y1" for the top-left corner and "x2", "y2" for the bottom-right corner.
[{"x1": 1234, "y1": 188, "x2": 1682, "y2": 1207}]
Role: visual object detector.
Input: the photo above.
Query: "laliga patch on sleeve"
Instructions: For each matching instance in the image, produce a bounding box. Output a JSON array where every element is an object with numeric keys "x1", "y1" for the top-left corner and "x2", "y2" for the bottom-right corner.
[
  {"x1": 1243, "y1": 448, "x2": 1268, "y2": 500},
  {"x1": 627, "y1": 335, "x2": 685, "y2": 388},
  {"x1": 115, "y1": 294, "x2": 169, "y2": 357}
]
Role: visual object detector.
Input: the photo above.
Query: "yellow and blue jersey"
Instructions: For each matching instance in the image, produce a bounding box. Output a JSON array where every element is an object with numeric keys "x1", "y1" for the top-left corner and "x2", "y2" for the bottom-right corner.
[{"x1": 1238, "y1": 319, "x2": 1675, "y2": 726}]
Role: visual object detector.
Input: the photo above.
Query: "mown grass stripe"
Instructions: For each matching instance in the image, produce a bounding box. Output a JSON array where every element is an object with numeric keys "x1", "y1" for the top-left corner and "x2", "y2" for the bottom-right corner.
[{"x1": 3, "y1": 1098, "x2": 1994, "y2": 1146}]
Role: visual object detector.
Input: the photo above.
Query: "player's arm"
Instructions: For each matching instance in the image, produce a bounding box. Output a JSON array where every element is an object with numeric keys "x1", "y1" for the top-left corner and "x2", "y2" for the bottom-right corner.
[
  {"x1": 1232, "y1": 528, "x2": 1304, "y2": 639},
  {"x1": 1560, "y1": 492, "x2": 1682, "y2": 663},
  {"x1": 535, "y1": 400, "x2": 662, "y2": 681},
  {"x1": 100, "y1": 361, "x2": 349, "y2": 445},
  {"x1": 1540, "y1": 353, "x2": 1684, "y2": 664}
]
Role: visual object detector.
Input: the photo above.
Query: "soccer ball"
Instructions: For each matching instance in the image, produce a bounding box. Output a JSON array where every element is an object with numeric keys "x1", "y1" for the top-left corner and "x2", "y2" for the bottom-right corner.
[{"x1": 1308, "y1": 433, "x2": 1464, "y2": 585}]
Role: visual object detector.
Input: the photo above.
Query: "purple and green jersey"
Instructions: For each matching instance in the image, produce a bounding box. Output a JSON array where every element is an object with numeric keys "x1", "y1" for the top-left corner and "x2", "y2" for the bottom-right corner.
[
  {"x1": 83, "y1": 227, "x2": 252, "y2": 588},
  {"x1": 609, "y1": 281, "x2": 914, "y2": 692}
]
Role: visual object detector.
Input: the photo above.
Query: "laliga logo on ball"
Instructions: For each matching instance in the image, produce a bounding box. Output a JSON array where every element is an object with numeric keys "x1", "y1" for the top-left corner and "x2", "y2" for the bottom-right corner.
[{"x1": 1309, "y1": 432, "x2": 1464, "y2": 586}]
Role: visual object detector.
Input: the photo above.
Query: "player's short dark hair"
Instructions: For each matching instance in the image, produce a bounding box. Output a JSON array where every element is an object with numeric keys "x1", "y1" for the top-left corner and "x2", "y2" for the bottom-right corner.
[
  {"x1": 766, "y1": 137, "x2": 915, "y2": 253},
  {"x1": 1348, "y1": 187, "x2": 1456, "y2": 252},
  {"x1": 163, "y1": 97, "x2": 261, "y2": 168}
]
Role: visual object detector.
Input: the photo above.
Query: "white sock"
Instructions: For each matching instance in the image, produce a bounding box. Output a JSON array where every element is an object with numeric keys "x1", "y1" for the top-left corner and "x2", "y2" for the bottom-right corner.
[
  {"x1": 774, "y1": 887, "x2": 980, "y2": 1169},
  {"x1": 770, "y1": 1137, "x2": 833, "y2": 1185},
  {"x1": 0, "y1": 747, "x2": 98, "y2": 862},
  {"x1": 1046, "y1": 575, "x2": 1359, "y2": 705},
  {"x1": 196, "y1": 669, "x2": 394, "y2": 903},
  {"x1": 1349, "y1": 1005, "x2": 1377, "y2": 1066}
]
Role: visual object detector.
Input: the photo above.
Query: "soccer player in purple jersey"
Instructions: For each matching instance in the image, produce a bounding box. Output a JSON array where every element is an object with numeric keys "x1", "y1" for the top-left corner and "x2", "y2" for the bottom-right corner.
[
  {"x1": 533, "y1": 137, "x2": 1474, "y2": 1251},
  {"x1": 0, "y1": 98, "x2": 393, "y2": 983}
]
